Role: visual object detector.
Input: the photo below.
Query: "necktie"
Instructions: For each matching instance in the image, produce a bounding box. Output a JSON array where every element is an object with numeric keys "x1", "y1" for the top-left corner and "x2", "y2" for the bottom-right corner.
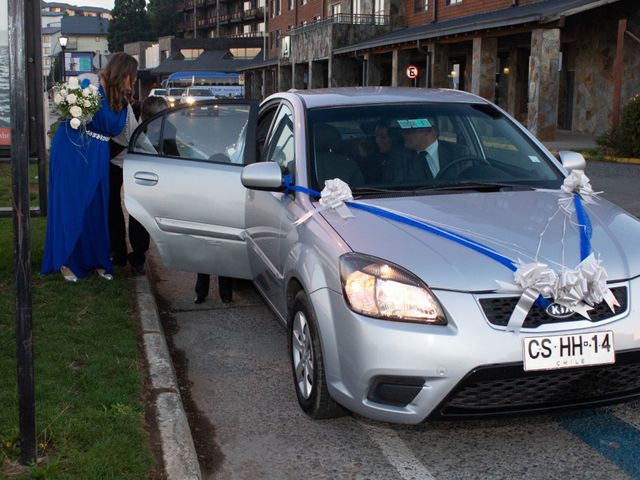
[{"x1": 424, "y1": 151, "x2": 439, "y2": 177}]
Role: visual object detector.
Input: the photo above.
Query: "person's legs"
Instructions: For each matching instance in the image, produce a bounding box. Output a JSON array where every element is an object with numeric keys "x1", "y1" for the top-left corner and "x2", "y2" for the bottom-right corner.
[
  {"x1": 128, "y1": 215, "x2": 150, "y2": 275},
  {"x1": 194, "y1": 273, "x2": 210, "y2": 304},
  {"x1": 108, "y1": 163, "x2": 127, "y2": 265},
  {"x1": 67, "y1": 182, "x2": 113, "y2": 278},
  {"x1": 218, "y1": 276, "x2": 233, "y2": 303}
]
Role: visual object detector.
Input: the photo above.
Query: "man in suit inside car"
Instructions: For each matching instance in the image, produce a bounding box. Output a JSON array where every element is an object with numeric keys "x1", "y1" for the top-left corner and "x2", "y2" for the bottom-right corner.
[{"x1": 399, "y1": 118, "x2": 468, "y2": 180}]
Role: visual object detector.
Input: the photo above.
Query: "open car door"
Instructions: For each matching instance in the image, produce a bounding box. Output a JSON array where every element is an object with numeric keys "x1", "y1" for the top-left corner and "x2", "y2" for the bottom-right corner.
[{"x1": 123, "y1": 99, "x2": 258, "y2": 279}]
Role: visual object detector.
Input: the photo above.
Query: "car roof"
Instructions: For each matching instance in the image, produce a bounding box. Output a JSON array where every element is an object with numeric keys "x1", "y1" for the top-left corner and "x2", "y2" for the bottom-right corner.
[{"x1": 276, "y1": 87, "x2": 488, "y2": 109}]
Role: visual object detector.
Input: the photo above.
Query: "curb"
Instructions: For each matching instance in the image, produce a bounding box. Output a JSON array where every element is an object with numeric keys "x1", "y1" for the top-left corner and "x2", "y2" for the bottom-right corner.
[{"x1": 135, "y1": 276, "x2": 202, "y2": 480}]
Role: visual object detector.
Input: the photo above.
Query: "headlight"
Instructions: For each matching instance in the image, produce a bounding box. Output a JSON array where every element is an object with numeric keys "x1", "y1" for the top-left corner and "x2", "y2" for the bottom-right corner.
[
  {"x1": 186, "y1": 96, "x2": 195, "y2": 105},
  {"x1": 340, "y1": 253, "x2": 446, "y2": 325}
]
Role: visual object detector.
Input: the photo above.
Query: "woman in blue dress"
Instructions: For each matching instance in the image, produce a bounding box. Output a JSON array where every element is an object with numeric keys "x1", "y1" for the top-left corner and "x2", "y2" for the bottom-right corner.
[{"x1": 41, "y1": 52, "x2": 138, "y2": 281}]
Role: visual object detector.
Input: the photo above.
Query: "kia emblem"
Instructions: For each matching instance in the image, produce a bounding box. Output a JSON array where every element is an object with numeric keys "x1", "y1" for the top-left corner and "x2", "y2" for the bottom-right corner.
[{"x1": 545, "y1": 303, "x2": 574, "y2": 319}]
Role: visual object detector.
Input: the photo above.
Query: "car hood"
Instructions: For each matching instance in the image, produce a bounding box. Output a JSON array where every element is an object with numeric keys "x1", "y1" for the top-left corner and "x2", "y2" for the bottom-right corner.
[{"x1": 319, "y1": 190, "x2": 640, "y2": 291}]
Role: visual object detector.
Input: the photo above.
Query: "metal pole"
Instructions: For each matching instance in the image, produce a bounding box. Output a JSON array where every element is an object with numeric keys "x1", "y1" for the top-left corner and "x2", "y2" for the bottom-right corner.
[
  {"x1": 60, "y1": 47, "x2": 65, "y2": 82},
  {"x1": 611, "y1": 18, "x2": 626, "y2": 129},
  {"x1": 193, "y1": 0, "x2": 197, "y2": 38},
  {"x1": 263, "y1": 0, "x2": 267, "y2": 60},
  {"x1": 9, "y1": 0, "x2": 36, "y2": 465}
]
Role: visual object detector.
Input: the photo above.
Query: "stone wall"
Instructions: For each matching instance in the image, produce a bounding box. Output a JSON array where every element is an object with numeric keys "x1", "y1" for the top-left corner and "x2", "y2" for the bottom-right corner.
[
  {"x1": 289, "y1": 23, "x2": 392, "y2": 64},
  {"x1": 566, "y1": 8, "x2": 640, "y2": 135}
]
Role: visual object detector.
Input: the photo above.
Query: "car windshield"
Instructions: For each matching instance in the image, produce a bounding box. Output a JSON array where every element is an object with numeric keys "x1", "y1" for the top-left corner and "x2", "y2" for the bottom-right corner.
[
  {"x1": 168, "y1": 88, "x2": 185, "y2": 96},
  {"x1": 306, "y1": 103, "x2": 564, "y2": 193},
  {"x1": 152, "y1": 89, "x2": 167, "y2": 96}
]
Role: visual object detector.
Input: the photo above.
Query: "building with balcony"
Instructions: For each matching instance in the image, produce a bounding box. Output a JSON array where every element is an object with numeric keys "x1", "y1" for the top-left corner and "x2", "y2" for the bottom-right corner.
[
  {"x1": 41, "y1": 2, "x2": 112, "y2": 82},
  {"x1": 41, "y1": 1, "x2": 112, "y2": 20},
  {"x1": 176, "y1": 0, "x2": 267, "y2": 39},
  {"x1": 241, "y1": 0, "x2": 640, "y2": 139}
]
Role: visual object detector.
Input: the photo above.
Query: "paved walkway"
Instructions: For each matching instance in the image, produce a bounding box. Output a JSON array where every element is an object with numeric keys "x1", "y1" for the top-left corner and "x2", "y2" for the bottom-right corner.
[{"x1": 542, "y1": 129, "x2": 598, "y2": 151}]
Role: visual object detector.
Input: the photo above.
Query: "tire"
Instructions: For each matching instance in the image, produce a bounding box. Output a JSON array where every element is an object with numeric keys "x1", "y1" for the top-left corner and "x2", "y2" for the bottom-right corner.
[{"x1": 289, "y1": 290, "x2": 346, "y2": 419}]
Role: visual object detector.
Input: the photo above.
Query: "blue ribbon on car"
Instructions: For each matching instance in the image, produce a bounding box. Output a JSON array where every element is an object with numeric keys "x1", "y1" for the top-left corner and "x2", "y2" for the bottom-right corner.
[
  {"x1": 281, "y1": 175, "x2": 601, "y2": 320},
  {"x1": 574, "y1": 192, "x2": 593, "y2": 260}
]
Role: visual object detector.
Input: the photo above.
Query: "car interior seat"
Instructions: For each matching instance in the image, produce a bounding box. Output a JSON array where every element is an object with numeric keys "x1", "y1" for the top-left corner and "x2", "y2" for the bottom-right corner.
[{"x1": 313, "y1": 123, "x2": 365, "y2": 188}]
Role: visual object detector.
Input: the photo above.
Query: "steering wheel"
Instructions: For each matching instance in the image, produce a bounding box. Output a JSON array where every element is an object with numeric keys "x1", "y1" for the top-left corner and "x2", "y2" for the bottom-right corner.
[{"x1": 436, "y1": 156, "x2": 491, "y2": 180}]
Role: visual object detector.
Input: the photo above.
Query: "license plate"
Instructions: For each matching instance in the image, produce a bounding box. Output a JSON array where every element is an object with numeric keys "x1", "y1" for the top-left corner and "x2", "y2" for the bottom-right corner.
[{"x1": 523, "y1": 331, "x2": 615, "y2": 371}]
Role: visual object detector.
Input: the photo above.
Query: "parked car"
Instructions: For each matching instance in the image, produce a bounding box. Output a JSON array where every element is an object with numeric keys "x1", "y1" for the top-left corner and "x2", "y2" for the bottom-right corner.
[
  {"x1": 124, "y1": 88, "x2": 640, "y2": 424},
  {"x1": 148, "y1": 88, "x2": 168, "y2": 100},
  {"x1": 180, "y1": 86, "x2": 219, "y2": 116},
  {"x1": 166, "y1": 87, "x2": 185, "y2": 108}
]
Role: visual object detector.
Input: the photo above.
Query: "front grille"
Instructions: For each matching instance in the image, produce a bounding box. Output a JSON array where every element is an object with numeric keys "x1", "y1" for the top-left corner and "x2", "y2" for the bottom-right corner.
[
  {"x1": 433, "y1": 350, "x2": 640, "y2": 419},
  {"x1": 479, "y1": 286, "x2": 627, "y2": 329}
]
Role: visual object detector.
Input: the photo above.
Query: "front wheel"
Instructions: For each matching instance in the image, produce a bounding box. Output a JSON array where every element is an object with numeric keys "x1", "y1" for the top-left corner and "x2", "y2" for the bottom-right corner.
[{"x1": 289, "y1": 290, "x2": 345, "y2": 419}]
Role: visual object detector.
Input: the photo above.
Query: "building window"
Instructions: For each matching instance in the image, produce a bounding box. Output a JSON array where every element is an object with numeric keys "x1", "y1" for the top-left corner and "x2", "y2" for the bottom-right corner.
[
  {"x1": 414, "y1": 0, "x2": 427, "y2": 12},
  {"x1": 300, "y1": 20, "x2": 307, "y2": 27},
  {"x1": 313, "y1": 15, "x2": 321, "y2": 22},
  {"x1": 180, "y1": 48, "x2": 203, "y2": 60},
  {"x1": 288, "y1": 0, "x2": 293, "y2": 10},
  {"x1": 445, "y1": 0, "x2": 462, "y2": 4},
  {"x1": 271, "y1": 30, "x2": 281, "y2": 48},
  {"x1": 331, "y1": 3, "x2": 341, "y2": 15},
  {"x1": 230, "y1": 47, "x2": 261, "y2": 58},
  {"x1": 299, "y1": 0, "x2": 307, "y2": 6},
  {"x1": 353, "y1": 0, "x2": 361, "y2": 15}
]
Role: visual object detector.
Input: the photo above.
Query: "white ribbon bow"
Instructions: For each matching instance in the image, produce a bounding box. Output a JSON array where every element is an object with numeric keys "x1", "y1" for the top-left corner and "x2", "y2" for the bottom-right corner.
[
  {"x1": 295, "y1": 178, "x2": 354, "y2": 225},
  {"x1": 500, "y1": 253, "x2": 619, "y2": 333},
  {"x1": 559, "y1": 170, "x2": 601, "y2": 215}
]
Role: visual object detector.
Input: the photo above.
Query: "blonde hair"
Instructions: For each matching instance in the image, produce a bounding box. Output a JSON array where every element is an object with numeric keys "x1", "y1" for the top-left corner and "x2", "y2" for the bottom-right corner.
[{"x1": 100, "y1": 52, "x2": 138, "y2": 112}]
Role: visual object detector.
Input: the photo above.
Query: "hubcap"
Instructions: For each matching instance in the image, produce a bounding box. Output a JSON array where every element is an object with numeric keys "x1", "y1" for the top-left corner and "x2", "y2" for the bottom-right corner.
[{"x1": 292, "y1": 310, "x2": 314, "y2": 399}]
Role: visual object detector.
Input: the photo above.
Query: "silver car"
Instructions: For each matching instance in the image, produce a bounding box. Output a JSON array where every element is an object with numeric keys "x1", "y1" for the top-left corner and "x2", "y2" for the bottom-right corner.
[{"x1": 124, "y1": 88, "x2": 640, "y2": 424}]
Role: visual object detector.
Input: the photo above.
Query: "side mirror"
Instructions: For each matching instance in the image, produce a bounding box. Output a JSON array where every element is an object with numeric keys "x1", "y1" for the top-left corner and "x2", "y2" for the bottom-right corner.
[
  {"x1": 241, "y1": 161, "x2": 284, "y2": 191},
  {"x1": 558, "y1": 150, "x2": 586, "y2": 172}
]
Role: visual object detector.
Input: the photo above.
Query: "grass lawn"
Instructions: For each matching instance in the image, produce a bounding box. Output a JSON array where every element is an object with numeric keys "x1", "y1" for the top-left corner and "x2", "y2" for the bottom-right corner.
[{"x1": 0, "y1": 214, "x2": 156, "y2": 477}]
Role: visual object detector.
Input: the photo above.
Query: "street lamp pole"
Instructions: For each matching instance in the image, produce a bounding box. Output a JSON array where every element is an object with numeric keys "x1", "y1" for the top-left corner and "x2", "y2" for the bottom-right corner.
[{"x1": 59, "y1": 35, "x2": 68, "y2": 83}]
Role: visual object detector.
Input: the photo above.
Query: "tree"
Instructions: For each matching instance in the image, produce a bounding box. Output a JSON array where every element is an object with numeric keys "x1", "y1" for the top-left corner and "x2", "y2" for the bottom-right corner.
[
  {"x1": 108, "y1": 0, "x2": 154, "y2": 52},
  {"x1": 148, "y1": 0, "x2": 178, "y2": 38}
]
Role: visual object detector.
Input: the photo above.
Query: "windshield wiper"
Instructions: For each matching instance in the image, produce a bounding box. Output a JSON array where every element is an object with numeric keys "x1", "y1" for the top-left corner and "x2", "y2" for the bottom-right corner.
[
  {"x1": 350, "y1": 187, "x2": 415, "y2": 196},
  {"x1": 414, "y1": 181, "x2": 535, "y2": 192}
]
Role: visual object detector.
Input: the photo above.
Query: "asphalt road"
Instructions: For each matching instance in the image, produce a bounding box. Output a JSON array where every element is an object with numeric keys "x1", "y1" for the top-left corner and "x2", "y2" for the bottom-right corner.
[{"x1": 149, "y1": 159, "x2": 640, "y2": 480}]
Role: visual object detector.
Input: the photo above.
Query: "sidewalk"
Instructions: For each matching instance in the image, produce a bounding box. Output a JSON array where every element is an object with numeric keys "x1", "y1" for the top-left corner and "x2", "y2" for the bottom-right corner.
[
  {"x1": 541, "y1": 130, "x2": 640, "y2": 165},
  {"x1": 542, "y1": 129, "x2": 598, "y2": 151}
]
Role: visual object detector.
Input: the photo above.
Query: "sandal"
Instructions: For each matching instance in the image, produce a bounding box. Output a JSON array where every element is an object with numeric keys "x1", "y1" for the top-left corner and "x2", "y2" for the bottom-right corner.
[
  {"x1": 60, "y1": 266, "x2": 78, "y2": 283},
  {"x1": 96, "y1": 269, "x2": 113, "y2": 281}
]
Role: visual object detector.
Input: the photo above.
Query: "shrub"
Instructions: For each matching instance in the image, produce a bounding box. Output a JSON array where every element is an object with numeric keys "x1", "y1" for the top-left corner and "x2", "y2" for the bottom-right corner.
[{"x1": 598, "y1": 94, "x2": 640, "y2": 157}]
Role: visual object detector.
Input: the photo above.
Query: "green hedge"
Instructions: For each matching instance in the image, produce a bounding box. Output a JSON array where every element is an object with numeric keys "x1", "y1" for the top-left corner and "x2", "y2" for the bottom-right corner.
[{"x1": 598, "y1": 94, "x2": 640, "y2": 157}]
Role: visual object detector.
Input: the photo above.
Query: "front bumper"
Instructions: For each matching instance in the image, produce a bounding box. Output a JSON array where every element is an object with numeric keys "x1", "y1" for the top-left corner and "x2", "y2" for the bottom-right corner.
[{"x1": 309, "y1": 277, "x2": 640, "y2": 424}]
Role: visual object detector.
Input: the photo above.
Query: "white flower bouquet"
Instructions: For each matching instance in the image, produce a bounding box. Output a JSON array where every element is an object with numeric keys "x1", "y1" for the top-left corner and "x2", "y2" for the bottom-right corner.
[{"x1": 52, "y1": 77, "x2": 101, "y2": 130}]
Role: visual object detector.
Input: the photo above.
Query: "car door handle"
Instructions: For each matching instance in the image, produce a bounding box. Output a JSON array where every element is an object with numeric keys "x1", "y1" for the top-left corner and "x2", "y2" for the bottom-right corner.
[{"x1": 133, "y1": 171, "x2": 159, "y2": 186}]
